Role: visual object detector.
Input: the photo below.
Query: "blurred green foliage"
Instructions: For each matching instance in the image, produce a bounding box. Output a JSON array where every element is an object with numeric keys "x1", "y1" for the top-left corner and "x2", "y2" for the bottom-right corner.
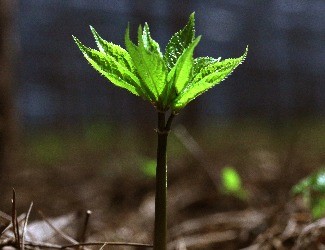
[
  {"x1": 140, "y1": 158, "x2": 156, "y2": 178},
  {"x1": 27, "y1": 133, "x2": 68, "y2": 165},
  {"x1": 221, "y1": 166, "x2": 248, "y2": 200},
  {"x1": 84, "y1": 121, "x2": 112, "y2": 148},
  {"x1": 22, "y1": 119, "x2": 325, "y2": 186},
  {"x1": 292, "y1": 168, "x2": 325, "y2": 219}
]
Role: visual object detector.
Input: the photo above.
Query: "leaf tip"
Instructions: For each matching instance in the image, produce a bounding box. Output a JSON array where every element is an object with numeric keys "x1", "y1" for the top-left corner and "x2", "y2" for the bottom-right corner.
[
  {"x1": 124, "y1": 23, "x2": 132, "y2": 44},
  {"x1": 240, "y1": 45, "x2": 249, "y2": 62},
  {"x1": 144, "y1": 22, "x2": 150, "y2": 30},
  {"x1": 244, "y1": 45, "x2": 249, "y2": 55},
  {"x1": 89, "y1": 25, "x2": 98, "y2": 39},
  {"x1": 189, "y1": 12, "x2": 195, "y2": 21},
  {"x1": 72, "y1": 36, "x2": 88, "y2": 55},
  {"x1": 72, "y1": 35, "x2": 81, "y2": 46}
]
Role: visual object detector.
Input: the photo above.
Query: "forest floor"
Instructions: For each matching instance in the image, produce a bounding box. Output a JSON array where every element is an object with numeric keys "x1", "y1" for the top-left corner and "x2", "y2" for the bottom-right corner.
[{"x1": 0, "y1": 119, "x2": 325, "y2": 249}]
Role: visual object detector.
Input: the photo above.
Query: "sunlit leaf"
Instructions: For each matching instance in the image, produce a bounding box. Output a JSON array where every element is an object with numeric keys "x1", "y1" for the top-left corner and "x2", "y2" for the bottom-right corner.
[
  {"x1": 90, "y1": 26, "x2": 135, "y2": 72},
  {"x1": 221, "y1": 166, "x2": 248, "y2": 200},
  {"x1": 140, "y1": 158, "x2": 156, "y2": 178},
  {"x1": 168, "y1": 36, "x2": 201, "y2": 94},
  {"x1": 73, "y1": 36, "x2": 144, "y2": 97},
  {"x1": 125, "y1": 25, "x2": 167, "y2": 105},
  {"x1": 75, "y1": 13, "x2": 247, "y2": 112},
  {"x1": 142, "y1": 23, "x2": 162, "y2": 57},
  {"x1": 164, "y1": 12, "x2": 195, "y2": 70},
  {"x1": 221, "y1": 166, "x2": 242, "y2": 192},
  {"x1": 293, "y1": 168, "x2": 325, "y2": 195},
  {"x1": 172, "y1": 47, "x2": 248, "y2": 111},
  {"x1": 193, "y1": 56, "x2": 220, "y2": 76}
]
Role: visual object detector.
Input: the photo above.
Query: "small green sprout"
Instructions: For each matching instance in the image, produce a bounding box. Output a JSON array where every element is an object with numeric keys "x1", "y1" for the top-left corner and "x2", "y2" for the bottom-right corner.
[
  {"x1": 73, "y1": 13, "x2": 247, "y2": 250},
  {"x1": 292, "y1": 168, "x2": 325, "y2": 219},
  {"x1": 140, "y1": 157, "x2": 157, "y2": 178},
  {"x1": 221, "y1": 166, "x2": 248, "y2": 200}
]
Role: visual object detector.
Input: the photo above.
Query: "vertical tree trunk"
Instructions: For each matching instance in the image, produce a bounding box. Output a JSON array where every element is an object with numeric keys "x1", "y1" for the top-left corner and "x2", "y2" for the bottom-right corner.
[{"x1": 0, "y1": 0, "x2": 16, "y2": 183}]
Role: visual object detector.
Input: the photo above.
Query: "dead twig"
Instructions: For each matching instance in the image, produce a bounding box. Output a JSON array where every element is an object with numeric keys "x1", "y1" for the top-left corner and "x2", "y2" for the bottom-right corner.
[
  {"x1": 21, "y1": 202, "x2": 33, "y2": 250},
  {"x1": 1, "y1": 213, "x2": 26, "y2": 236},
  {"x1": 173, "y1": 125, "x2": 220, "y2": 189},
  {"x1": 0, "y1": 240, "x2": 153, "y2": 249},
  {"x1": 0, "y1": 211, "x2": 11, "y2": 236},
  {"x1": 11, "y1": 188, "x2": 20, "y2": 247},
  {"x1": 24, "y1": 240, "x2": 62, "y2": 249},
  {"x1": 99, "y1": 242, "x2": 108, "y2": 250},
  {"x1": 170, "y1": 209, "x2": 269, "y2": 238},
  {"x1": 168, "y1": 230, "x2": 237, "y2": 249},
  {"x1": 61, "y1": 241, "x2": 153, "y2": 249},
  {"x1": 0, "y1": 210, "x2": 11, "y2": 221},
  {"x1": 77, "y1": 210, "x2": 92, "y2": 244},
  {"x1": 38, "y1": 210, "x2": 79, "y2": 245},
  {"x1": 1, "y1": 238, "x2": 153, "y2": 249}
]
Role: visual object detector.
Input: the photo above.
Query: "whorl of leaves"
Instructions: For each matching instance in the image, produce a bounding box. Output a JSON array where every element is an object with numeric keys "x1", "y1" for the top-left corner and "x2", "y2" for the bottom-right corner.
[{"x1": 73, "y1": 13, "x2": 247, "y2": 112}]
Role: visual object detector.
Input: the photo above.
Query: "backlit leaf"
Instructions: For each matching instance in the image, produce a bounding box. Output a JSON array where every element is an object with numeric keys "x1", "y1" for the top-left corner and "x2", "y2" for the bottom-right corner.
[
  {"x1": 221, "y1": 166, "x2": 248, "y2": 200},
  {"x1": 90, "y1": 26, "x2": 134, "y2": 72},
  {"x1": 74, "y1": 13, "x2": 248, "y2": 112},
  {"x1": 142, "y1": 23, "x2": 162, "y2": 57},
  {"x1": 172, "y1": 47, "x2": 248, "y2": 111},
  {"x1": 125, "y1": 25, "x2": 167, "y2": 105},
  {"x1": 221, "y1": 166, "x2": 242, "y2": 192},
  {"x1": 292, "y1": 168, "x2": 325, "y2": 195},
  {"x1": 168, "y1": 36, "x2": 201, "y2": 94},
  {"x1": 164, "y1": 12, "x2": 195, "y2": 70},
  {"x1": 162, "y1": 36, "x2": 201, "y2": 108},
  {"x1": 73, "y1": 36, "x2": 143, "y2": 97},
  {"x1": 193, "y1": 56, "x2": 221, "y2": 76}
]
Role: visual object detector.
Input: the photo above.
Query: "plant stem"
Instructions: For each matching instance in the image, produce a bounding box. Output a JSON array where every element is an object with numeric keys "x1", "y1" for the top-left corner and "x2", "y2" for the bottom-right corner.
[{"x1": 154, "y1": 112, "x2": 174, "y2": 250}]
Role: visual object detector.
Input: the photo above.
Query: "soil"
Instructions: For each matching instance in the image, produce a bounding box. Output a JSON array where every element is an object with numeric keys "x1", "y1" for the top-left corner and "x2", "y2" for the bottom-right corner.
[{"x1": 0, "y1": 121, "x2": 324, "y2": 249}]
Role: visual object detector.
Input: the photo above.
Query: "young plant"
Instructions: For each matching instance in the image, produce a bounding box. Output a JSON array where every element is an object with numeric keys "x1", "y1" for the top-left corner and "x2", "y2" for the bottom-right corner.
[
  {"x1": 221, "y1": 165, "x2": 248, "y2": 200},
  {"x1": 292, "y1": 168, "x2": 325, "y2": 219},
  {"x1": 73, "y1": 13, "x2": 247, "y2": 250}
]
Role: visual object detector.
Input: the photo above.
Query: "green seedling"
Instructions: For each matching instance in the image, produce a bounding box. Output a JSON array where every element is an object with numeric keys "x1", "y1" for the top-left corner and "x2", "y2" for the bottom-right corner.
[
  {"x1": 140, "y1": 157, "x2": 157, "y2": 178},
  {"x1": 73, "y1": 13, "x2": 247, "y2": 250},
  {"x1": 292, "y1": 168, "x2": 325, "y2": 219},
  {"x1": 221, "y1": 166, "x2": 248, "y2": 200}
]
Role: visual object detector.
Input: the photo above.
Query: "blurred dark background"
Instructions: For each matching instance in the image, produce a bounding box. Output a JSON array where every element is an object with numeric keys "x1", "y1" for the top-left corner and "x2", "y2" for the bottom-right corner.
[
  {"x1": 9, "y1": 0, "x2": 325, "y2": 128},
  {"x1": 0, "y1": 0, "x2": 324, "y2": 215}
]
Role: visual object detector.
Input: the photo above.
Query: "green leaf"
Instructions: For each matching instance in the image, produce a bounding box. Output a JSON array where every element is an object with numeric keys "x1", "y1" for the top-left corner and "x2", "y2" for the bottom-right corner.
[
  {"x1": 162, "y1": 36, "x2": 201, "y2": 108},
  {"x1": 89, "y1": 26, "x2": 134, "y2": 72},
  {"x1": 168, "y1": 36, "x2": 201, "y2": 94},
  {"x1": 292, "y1": 168, "x2": 325, "y2": 195},
  {"x1": 74, "y1": 13, "x2": 248, "y2": 112},
  {"x1": 193, "y1": 56, "x2": 221, "y2": 76},
  {"x1": 164, "y1": 12, "x2": 195, "y2": 70},
  {"x1": 125, "y1": 25, "x2": 167, "y2": 105},
  {"x1": 292, "y1": 168, "x2": 325, "y2": 219},
  {"x1": 73, "y1": 36, "x2": 144, "y2": 97},
  {"x1": 221, "y1": 166, "x2": 248, "y2": 200},
  {"x1": 311, "y1": 197, "x2": 325, "y2": 219},
  {"x1": 221, "y1": 166, "x2": 242, "y2": 193},
  {"x1": 141, "y1": 23, "x2": 162, "y2": 57},
  {"x1": 172, "y1": 46, "x2": 248, "y2": 111},
  {"x1": 140, "y1": 158, "x2": 156, "y2": 178}
]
